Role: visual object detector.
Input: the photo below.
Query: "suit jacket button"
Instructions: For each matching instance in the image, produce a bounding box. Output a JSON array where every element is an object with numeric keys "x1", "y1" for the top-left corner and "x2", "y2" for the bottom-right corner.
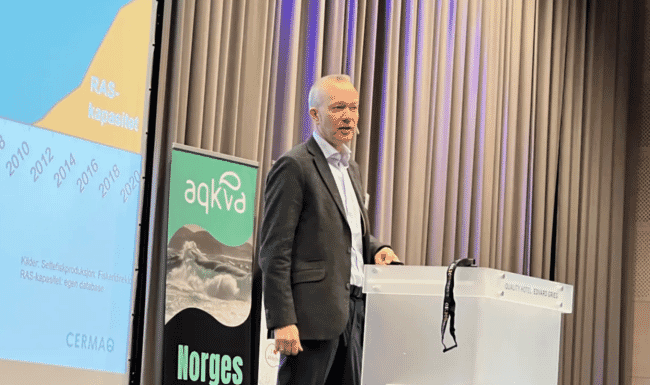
[{"x1": 346, "y1": 283, "x2": 350, "y2": 290}]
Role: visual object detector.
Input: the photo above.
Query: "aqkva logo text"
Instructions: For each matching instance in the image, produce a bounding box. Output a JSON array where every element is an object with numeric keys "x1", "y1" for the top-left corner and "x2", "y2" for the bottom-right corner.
[
  {"x1": 178, "y1": 345, "x2": 243, "y2": 384},
  {"x1": 185, "y1": 172, "x2": 245, "y2": 215}
]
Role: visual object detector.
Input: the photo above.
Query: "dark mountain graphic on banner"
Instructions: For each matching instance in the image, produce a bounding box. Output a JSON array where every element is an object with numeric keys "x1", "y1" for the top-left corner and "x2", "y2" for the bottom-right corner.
[{"x1": 169, "y1": 226, "x2": 253, "y2": 260}]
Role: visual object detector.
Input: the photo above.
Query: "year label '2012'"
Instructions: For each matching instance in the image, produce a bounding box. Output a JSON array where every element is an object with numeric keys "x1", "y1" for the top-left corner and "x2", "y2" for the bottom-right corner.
[{"x1": 30, "y1": 147, "x2": 54, "y2": 182}]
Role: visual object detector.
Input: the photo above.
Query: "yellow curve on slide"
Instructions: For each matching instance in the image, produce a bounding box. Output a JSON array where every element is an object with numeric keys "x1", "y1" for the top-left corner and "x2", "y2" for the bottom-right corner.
[{"x1": 36, "y1": 0, "x2": 153, "y2": 154}]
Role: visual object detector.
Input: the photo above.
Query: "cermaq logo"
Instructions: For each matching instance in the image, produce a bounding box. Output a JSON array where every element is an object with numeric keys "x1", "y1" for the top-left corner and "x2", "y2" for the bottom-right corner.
[
  {"x1": 185, "y1": 171, "x2": 246, "y2": 215},
  {"x1": 66, "y1": 332, "x2": 114, "y2": 352}
]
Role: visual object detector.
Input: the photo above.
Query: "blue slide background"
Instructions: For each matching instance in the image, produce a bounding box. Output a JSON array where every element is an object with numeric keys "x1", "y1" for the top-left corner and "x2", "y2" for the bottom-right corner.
[
  {"x1": 0, "y1": 1, "x2": 130, "y2": 124},
  {"x1": 0, "y1": 119, "x2": 142, "y2": 373}
]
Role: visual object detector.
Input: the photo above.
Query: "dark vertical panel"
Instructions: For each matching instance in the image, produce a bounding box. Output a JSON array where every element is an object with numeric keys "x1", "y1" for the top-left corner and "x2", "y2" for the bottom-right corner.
[
  {"x1": 271, "y1": 0, "x2": 299, "y2": 160},
  {"x1": 300, "y1": 0, "x2": 322, "y2": 143}
]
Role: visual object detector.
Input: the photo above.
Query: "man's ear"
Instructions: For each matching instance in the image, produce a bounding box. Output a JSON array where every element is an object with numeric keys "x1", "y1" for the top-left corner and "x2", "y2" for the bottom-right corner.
[{"x1": 309, "y1": 108, "x2": 319, "y2": 123}]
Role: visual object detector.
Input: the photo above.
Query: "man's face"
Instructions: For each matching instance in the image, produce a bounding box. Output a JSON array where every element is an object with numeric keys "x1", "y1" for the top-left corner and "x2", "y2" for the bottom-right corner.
[{"x1": 310, "y1": 81, "x2": 359, "y2": 152}]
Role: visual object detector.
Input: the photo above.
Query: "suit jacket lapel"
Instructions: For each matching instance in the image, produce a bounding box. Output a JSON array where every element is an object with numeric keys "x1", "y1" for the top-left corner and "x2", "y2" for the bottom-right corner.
[
  {"x1": 306, "y1": 137, "x2": 348, "y2": 222},
  {"x1": 348, "y1": 162, "x2": 369, "y2": 236}
]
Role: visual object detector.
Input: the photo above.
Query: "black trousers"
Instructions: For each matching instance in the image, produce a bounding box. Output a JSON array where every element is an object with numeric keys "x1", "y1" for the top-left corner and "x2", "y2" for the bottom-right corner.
[{"x1": 277, "y1": 292, "x2": 365, "y2": 385}]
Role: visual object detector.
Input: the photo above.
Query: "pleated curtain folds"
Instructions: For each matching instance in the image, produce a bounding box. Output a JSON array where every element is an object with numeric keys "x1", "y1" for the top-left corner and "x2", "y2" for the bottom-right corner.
[{"x1": 142, "y1": 1, "x2": 631, "y2": 384}]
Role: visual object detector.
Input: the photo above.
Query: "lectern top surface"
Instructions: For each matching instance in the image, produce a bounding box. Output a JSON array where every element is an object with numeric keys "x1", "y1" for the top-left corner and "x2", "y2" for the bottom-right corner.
[{"x1": 363, "y1": 265, "x2": 573, "y2": 313}]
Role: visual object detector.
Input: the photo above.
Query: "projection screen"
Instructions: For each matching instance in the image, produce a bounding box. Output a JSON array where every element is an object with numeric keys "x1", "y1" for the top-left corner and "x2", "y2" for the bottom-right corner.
[{"x1": 0, "y1": 1, "x2": 157, "y2": 383}]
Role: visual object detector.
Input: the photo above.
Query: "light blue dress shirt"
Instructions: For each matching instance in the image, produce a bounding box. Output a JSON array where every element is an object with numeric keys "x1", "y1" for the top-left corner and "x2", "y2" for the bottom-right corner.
[{"x1": 312, "y1": 131, "x2": 365, "y2": 287}]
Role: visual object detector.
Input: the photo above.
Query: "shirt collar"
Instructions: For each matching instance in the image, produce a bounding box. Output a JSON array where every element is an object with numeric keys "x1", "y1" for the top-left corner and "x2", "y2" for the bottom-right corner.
[{"x1": 313, "y1": 131, "x2": 350, "y2": 168}]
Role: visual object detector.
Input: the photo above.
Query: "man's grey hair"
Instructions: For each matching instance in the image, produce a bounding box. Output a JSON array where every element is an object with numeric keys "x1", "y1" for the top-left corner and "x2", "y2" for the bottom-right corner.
[{"x1": 308, "y1": 74, "x2": 353, "y2": 110}]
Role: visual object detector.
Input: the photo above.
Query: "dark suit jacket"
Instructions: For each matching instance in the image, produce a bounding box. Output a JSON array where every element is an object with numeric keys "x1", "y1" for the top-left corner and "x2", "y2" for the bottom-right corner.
[{"x1": 258, "y1": 136, "x2": 388, "y2": 341}]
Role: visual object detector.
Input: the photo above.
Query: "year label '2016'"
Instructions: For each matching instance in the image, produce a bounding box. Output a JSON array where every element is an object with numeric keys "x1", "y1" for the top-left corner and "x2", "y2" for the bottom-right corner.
[{"x1": 77, "y1": 159, "x2": 99, "y2": 193}]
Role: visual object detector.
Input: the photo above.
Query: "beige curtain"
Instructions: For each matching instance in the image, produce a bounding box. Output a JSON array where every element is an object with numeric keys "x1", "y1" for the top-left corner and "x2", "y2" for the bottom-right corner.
[
  {"x1": 141, "y1": 0, "x2": 631, "y2": 383},
  {"x1": 548, "y1": 1, "x2": 629, "y2": 383}
]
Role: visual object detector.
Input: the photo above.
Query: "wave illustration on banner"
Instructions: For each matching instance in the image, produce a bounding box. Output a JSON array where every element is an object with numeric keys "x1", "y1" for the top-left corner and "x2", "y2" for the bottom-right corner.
[{"x1": 166, "y1": 225, "x2": 252, "y2": 327}]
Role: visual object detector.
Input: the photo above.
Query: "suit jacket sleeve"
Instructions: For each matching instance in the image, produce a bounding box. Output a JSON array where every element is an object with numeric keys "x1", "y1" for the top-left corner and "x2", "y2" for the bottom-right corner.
[
  {"x1": 258, "y1": 156, "x2": 303, "y2": 330},
  {"x1": 367, "y1": 234, "x2": 390, "y2": 264}
]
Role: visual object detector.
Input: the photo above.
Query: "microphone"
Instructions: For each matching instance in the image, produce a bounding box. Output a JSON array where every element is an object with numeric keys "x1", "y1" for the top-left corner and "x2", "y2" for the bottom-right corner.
[{"x1": 355, "y1": 127, "x2": 360, "y2": 136}]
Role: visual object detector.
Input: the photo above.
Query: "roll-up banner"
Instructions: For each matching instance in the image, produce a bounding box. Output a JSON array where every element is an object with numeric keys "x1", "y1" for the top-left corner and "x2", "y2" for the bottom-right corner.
[{"x1": 163, "y1": 144, "x2": 258, "y2": 385}]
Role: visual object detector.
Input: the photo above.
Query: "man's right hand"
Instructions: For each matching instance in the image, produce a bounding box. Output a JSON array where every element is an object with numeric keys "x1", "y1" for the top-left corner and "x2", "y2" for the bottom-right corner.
[{"x1": 274, "y1": 324, "x2": 303, "y2": 356}]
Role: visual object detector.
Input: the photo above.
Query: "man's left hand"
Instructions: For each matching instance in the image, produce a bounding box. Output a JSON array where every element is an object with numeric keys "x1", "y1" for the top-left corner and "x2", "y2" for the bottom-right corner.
[{"x1": 374, "y1": 247, "x2": 400, "y2": 265}]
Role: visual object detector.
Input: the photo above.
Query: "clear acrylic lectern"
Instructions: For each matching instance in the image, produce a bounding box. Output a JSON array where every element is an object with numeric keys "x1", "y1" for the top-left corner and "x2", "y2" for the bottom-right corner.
[{"x1": 361, "y1": 265, "x2": 573, "y2": 385}]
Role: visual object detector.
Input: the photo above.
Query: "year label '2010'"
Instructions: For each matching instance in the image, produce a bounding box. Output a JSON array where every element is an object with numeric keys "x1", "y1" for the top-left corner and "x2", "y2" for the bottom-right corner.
[{"x1": 5, "y1": 141, "x2": 30, "y2": 176}]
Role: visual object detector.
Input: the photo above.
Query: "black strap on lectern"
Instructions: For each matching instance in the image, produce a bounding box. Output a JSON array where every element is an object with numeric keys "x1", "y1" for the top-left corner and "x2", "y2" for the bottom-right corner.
[{"x1": 441, "y1": 258, "x2": 475, "y2": 353}]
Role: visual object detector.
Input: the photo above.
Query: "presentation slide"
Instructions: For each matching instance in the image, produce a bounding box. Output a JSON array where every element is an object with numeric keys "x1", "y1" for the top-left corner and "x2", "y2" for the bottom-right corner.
[
  {"x1": 0, "y1": 120, "x2": 141, "y2": 371},
  {"x1": 0, "y1": 0, "x2": 155, "y2": 383}
]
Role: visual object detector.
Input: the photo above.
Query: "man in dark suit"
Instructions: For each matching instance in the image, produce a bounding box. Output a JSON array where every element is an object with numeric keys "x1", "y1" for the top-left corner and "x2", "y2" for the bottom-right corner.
[{"x1": 258, "y1": 74, "x2": 399, "y2": 385}]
